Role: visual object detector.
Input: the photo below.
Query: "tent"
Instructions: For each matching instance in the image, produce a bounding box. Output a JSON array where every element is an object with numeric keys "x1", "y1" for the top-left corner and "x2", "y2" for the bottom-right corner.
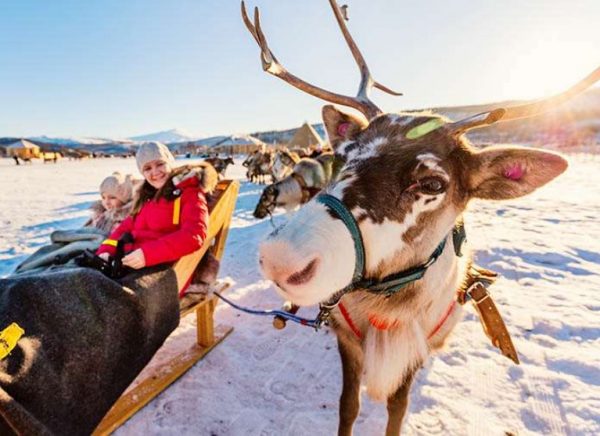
[
  {"x1": 288, "y1": 123, "x2": 324, "y2": 150},
  {"x1": 5, "y1": 139, "x2": 41, "y2": 159},
  {"x1": 197, "y1": 134, "x2": 265, "y2": 154}
]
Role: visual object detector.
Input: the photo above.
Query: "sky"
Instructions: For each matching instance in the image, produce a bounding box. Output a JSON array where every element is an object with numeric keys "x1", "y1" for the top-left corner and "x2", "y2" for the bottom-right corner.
[{"x1": 1, "y1": 0, "x2": 599, "y2": 139}]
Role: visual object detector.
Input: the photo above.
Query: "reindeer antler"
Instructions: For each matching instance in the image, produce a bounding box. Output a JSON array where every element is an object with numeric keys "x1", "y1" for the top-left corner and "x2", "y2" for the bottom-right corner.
[
  {"x1": 451, "y1": 66, "x2": 600, "y2": 133},
  {"x1": 241, "y1": 0, "x2": 402, "y2": 120}
]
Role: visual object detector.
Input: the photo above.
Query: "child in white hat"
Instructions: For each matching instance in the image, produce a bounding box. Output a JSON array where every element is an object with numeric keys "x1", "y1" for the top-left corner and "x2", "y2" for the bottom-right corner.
[{"x1": 86, "y1": 172, "x2": 137, "y2": 233}]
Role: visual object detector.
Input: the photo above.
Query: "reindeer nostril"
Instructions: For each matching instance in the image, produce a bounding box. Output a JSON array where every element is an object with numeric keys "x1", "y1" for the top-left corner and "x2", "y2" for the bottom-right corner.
[{"x1": 286, "y1": 258, "x2": 319, "y2": 286}]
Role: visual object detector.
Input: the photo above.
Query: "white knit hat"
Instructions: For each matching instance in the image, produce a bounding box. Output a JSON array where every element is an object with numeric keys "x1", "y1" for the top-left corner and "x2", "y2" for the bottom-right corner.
[
  {"x1": 135, "y1": 142, "x2": 175, "y2": 171},
  {"x1": 99, "y1": 172, "x2": 133, "y2": 203}
]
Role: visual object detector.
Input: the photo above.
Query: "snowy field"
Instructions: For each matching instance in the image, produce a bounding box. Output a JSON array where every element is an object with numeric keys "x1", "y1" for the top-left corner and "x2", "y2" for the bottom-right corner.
[{"x1": 0, "y1": 154, "x2": 599, "y2": 435}]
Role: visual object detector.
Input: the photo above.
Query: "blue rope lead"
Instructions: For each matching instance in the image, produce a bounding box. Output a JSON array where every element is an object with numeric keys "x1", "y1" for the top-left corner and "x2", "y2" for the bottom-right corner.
[{"x1": 213, "y1": 291, "x2": 320, "y2": 328}]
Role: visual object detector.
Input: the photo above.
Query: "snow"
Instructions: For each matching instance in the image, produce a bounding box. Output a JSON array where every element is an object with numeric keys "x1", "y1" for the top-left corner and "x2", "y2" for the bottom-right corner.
[{"x1": 0, "y1": 154, "x2": 599, "y2": 435}]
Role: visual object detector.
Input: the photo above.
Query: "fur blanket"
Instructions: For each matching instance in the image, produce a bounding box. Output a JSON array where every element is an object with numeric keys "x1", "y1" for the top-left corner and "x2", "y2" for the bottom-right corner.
[
  {"x1": 13, "y1": 228, "x2": 106, "y2": 275},
  {"x1": 14, "y1": 201, "x2": 133, "y2": 275},
  {"x1": 0, "y1": 266, "x2": 179, "y2": 435}
]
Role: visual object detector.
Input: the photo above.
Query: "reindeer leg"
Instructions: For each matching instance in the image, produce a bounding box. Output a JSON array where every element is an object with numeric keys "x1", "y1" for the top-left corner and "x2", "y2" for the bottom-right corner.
[
  {"x1": 385, "y1": 370, "x2": 415, "y2": 436},
  {"x1": 337, "y1": 336, "x2": 363, "y2": 436}
]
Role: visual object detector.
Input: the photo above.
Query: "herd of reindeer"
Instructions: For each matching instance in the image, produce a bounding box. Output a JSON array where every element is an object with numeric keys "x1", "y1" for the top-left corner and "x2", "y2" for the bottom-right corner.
[{"x1": 204, "y1": 144, "x2": 337, "y2": 219}]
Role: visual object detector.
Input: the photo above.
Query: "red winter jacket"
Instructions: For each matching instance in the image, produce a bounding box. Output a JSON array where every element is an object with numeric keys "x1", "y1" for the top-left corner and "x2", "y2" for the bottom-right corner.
[{"x1": 96, "y1": 176, "x2": 208, "y2": 268}]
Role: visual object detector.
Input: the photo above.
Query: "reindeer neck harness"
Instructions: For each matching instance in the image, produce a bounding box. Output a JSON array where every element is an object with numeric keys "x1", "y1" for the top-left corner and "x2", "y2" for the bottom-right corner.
[
  {"x1": 315, "y1": 193, "x2": 520, "y2": 364},
  {"x1": 316, "y1": 193, "x2": 462, "y2": 305}
]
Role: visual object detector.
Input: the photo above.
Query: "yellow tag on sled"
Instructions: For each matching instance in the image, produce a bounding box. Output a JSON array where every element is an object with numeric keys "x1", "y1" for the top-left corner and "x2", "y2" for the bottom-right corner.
[{"x1": 0, "y1": 322, "x2": 25, "y2": 360}]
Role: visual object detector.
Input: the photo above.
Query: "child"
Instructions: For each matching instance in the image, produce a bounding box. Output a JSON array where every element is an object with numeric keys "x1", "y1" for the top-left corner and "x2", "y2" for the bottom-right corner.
[
  {"x1": 86, "y1": 172, "x2": 136, "y2": 233},
  {"x1": 13, "y1": 172, "x2": 136, "y2": 274},
  {"x1": 96, "y1": 142, "x2": 217, "y2": 293}
]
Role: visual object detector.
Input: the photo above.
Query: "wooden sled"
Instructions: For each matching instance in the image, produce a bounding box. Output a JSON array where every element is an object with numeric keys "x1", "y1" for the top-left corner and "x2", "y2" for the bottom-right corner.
[{"x1": 94, "y1": 179, "x2": 239, "y2": 435}]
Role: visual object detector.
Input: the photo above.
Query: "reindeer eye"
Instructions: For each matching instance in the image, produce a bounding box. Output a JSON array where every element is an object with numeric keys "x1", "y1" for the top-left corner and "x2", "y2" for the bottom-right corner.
[{"x1": 419, "y1": 177, "x2": 446, "y2": 195}]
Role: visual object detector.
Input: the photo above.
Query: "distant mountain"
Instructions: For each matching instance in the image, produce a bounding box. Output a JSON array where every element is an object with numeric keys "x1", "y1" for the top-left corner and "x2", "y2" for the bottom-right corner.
[
  {"x1": 2, "y1": 89, "x2": 598, "y2": 154},
  {"x1": 27, "y1": 135, "x2": 133, "y2": 148},
  {"x1": 252, "y1": 88, "x2": 600, "y2": 148},
  {"x1": 128, "y1": 128, "x2": 199, "y2": 144}
]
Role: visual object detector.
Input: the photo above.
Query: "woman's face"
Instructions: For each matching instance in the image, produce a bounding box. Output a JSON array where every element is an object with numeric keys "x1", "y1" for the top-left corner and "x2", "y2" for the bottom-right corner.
[
  {"x1": 142, "y1": 159, "x2": 171, "y2": 189},
  {"x1": 101, "y1": 193, "x2": 124, "y2": 211}
]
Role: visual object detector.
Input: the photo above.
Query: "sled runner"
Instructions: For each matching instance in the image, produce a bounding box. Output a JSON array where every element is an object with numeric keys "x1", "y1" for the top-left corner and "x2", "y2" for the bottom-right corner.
[{"x1": 93, "y1": 179, "x2": 239, "y2": 435}]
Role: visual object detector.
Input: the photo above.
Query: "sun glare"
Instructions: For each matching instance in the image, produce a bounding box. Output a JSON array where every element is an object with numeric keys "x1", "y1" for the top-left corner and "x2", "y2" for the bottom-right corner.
[{"x1": 498, "y1": 39, "x2": 599, "y2": 101}]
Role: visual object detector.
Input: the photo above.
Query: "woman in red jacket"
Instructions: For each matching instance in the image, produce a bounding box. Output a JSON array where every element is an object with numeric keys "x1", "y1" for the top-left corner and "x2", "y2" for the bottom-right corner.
[{"x1": 96, "y1": 142, "x2": 216, "y2": 279}]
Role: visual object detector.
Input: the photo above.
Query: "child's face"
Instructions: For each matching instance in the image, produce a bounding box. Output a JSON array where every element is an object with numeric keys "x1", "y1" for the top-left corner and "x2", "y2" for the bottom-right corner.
[
  {"x1": 142, "y1": 159, "x2": 171, "y2": 189},
  {"x1": 101, "y1": 193, "x2": 124, "y2": 211}
]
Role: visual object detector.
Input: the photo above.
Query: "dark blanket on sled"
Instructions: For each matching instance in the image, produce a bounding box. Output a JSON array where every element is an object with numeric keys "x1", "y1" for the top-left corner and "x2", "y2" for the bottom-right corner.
[{"x1": 0, "y1": 266, "x2": 180, "y2": 436}]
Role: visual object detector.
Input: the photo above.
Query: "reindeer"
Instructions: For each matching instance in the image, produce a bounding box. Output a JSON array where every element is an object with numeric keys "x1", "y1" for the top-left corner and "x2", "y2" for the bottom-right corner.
[
  {"x1": 254, "y1": 152, "x2": 336, "y2": 218},
  {"x1": 290, "y1": 146, "x2": 311, "y2": 158},
  {"x1": 271, "y1": 149, "x2": 300, "y2": 181},
  {"x1": 245, "y1": 149, "x2": 274, "y2": 183},
  {"x1": 204, "y1": 156, "x2": 235, "y2": 179},
  {"x1": 242, "y1": 1, "x2": 600, "y2": 434}
]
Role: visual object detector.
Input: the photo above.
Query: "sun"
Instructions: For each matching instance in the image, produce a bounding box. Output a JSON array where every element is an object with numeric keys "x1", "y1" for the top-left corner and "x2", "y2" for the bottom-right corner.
[{"x1": 499, "y1": 39, "x2": 599, "y2": 101}]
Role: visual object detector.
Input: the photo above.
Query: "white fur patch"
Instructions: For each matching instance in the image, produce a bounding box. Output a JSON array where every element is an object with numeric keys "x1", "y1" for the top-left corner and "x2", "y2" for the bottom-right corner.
[
  {"x1": 416, "y1": 153, "x2": 440, "y2": 163},
  {"x1": 417, "y1": 153, "x2": 449, "y2": 180},
  {"x1": 272, "y1": 156, "x2": 293, "y2": 181},
  {"x1": 259, "y1": 198, "x2": 356, "y2": 306},
  {"x1": 329, "y1": 175, "x2": 356, "y2": 198},
  {"x1": 356, "y1": 192, "x2": 446, "y2": 272},
  {"x1": 337, "y1": 140, "x2": 355, "y2": 157},
  {"x1": 387, "y1": 114, "x2": 415, "y2": 126},
  {"x1": 358, "y1": 234, "x2": 465, "y2": 401},
  {"x1": 347, "y1": 136, "x2": 386, "y2": 161},
  {"x1": 363, "y1": 320, "x2": 428, "y2": 401},
  {"x1": 275, "y1": 177, "x2": 303, "y2": 211}
]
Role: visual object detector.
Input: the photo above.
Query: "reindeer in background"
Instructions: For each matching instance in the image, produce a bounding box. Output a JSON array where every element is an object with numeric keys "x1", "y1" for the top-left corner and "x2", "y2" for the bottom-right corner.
[
  {"x1": 204, "y1": 155, "x2": 235, "y2": 179},
  {"x1": 271, "y1": 149, "x2": 300, "y2": 181},
  {"x1": 242, "y1": 1, "x2": 600, "y2": 434},
  {"x1": 254, "y1": 152, "x2": 336, "y2": 219},
  {"x1": 243, "y1": 149, "x2": 274, "y2": 183}
]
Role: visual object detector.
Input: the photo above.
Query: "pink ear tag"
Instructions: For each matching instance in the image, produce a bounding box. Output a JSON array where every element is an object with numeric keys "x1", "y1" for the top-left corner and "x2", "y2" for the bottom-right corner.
[
  {"x1": 337, "y1": 122, "x2": 350, "y2": 137},
  {"x1": 504, "y1": 164, "x2": 524, "y2": 180}
]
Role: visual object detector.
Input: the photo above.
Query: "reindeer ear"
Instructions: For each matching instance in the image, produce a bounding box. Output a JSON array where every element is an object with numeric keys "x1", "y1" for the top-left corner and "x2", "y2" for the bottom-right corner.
[
  {"x1": 322, "y1": 105, "x2": 368, "y2": 152},
  {"x1": 469, "y1": 146, "x2": 568, "y2": 200}
]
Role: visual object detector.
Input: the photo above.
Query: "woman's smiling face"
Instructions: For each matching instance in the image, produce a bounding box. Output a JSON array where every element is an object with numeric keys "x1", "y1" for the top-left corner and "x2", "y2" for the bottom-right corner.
[{"x1": 142, "y1": 159, "x2": 171, "y2": 189}]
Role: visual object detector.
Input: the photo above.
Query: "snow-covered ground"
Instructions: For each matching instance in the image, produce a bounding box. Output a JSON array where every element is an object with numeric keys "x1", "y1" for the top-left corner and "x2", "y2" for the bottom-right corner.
[{"x1": 0, "y1": 154, "x2": 599, "y2": 435}]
